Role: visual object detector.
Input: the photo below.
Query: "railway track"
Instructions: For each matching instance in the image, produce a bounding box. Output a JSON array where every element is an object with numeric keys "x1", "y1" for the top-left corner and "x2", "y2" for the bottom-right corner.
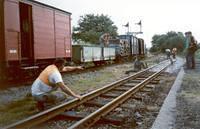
[{"x1": 4, "y1": 60, "x2": 171, "y2": 129}]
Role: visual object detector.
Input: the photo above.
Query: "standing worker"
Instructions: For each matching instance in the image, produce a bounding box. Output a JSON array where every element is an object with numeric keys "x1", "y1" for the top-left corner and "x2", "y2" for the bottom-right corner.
[
  {"x1": 171, "y1": 48, "x2": 177, "y2": 59},
  {"x1": 99, "y1": 33, "x2": 110, "y2": 47},
  {"x1": 31, "y1": 58, "x2": 83, "y2": 110},
  {"x1": 185, "y1": 31, "x2": 198, "y2": 69},
  {"x1": 165, "y1": 49, "x2": 173, "y2": 64},
  {"x1": 186, "y1": 36, "x2": 198, "y2": 69}
]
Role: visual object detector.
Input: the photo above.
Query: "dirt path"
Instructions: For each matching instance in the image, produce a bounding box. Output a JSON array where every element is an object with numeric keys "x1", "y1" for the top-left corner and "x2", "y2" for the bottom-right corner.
[{"x1": 175, "y1": 61, "x2": 200, "y2": 129}]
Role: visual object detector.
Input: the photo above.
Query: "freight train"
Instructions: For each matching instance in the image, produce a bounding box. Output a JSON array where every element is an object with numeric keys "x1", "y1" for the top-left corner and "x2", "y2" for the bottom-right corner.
[
  {"x1": 0, "y1": 0, "x2": 146, "y2": 82},
  {"x1": 72, "y1": 35, "x2": 146, "y2": 64}
]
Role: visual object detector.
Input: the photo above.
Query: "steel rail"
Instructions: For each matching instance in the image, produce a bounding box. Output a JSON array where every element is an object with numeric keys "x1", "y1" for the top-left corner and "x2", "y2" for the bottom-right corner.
[
  {"x1": 68, "y1": 62, "x2": 170, "y2": 129},
  {"x1": 4, "y1": 60, "x2": 169, "y2": 129}
]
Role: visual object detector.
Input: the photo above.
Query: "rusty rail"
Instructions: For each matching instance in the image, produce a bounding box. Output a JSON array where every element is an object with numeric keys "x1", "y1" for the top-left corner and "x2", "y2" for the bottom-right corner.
[{"x1": 68, "y1": 62, "x2": 169, "y2": 129}]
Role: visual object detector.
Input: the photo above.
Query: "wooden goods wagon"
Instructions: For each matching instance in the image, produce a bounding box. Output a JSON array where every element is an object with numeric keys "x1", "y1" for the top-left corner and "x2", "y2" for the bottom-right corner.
[
  {"x1": 0, "y1": 0, "x2": 72, "y2": 81},
  {"x1": 109, "y1": 39, "x2": 130, "y2": 57},
  {"x1": 119, "y1": 35, "x2": 139, "y2": 56}
]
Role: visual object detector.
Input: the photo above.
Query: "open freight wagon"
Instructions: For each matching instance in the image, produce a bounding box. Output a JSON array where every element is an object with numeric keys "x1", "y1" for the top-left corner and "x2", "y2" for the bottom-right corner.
[{"x1": 72, "y1": 45, "x2": 116, "y2": 65}]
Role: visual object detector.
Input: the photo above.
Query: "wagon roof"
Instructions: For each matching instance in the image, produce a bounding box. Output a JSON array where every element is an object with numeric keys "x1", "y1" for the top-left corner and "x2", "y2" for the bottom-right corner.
[{"x1": 21, "y1": 0, "x2": 72, "y2": 15}]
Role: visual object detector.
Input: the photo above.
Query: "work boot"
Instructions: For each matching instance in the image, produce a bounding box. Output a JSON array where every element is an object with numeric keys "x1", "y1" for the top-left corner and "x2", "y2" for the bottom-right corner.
[{"x1": 37, "y1": 101, "x2": 45, "y2": 111}]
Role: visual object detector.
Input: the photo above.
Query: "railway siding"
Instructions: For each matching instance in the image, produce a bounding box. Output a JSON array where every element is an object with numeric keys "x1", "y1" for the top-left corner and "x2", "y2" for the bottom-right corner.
[
  {"x1": 3, "y1": 60, "x2": 174, "y2": 129},
  {"x1": 0, "y1": 55, "x2": 173, "y2": 128}
]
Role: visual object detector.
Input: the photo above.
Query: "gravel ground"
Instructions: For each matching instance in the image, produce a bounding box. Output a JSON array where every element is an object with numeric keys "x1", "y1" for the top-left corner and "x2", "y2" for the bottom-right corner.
[
  {"x1": 1, "y1": 56, "x2": 199, "y2": 129},
  {"x1": 0, "y1": 54, "x2": 170, "y2": 128},
  {"x1": 175, "y1": 61, "x2": 200, "y2": 129},
  {"x1": 0, "y1": 85, "x2": 31, "y2": 105},
  {"x1": 31, "y1": 70, "x2": 177, "y2": 129},
  {"x1": 85, "y1": 72, "x2": 177, "y2": 129},
  {"x1": 0, "y1": 55, "x2": 163, "y2": 105},
  {"x1": 151, "y1": 58, "x2": 200, "y2": 129},
  {"x1": 0, "y1": 63, "x2": 132, "y2": 105}
]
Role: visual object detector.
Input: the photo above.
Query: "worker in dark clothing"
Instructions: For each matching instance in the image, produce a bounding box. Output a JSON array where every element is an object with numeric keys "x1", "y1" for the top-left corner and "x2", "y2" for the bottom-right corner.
[
  {"x1": 134, "y1": 58, "x2": 146, "y2": 72},
  {"x1": 165, "y1": 49, "x2": 173, "y2": 64},
  {"x1": 125, "y1": 57, "x2": 147, "y2": 74},
  {"x1": 186, "y1": 38, "x2": 198, "y2": 69}
]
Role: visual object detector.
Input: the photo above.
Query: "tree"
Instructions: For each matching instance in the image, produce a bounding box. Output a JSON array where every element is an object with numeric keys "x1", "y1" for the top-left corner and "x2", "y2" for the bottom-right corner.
[
  {"x1": 72, "y1": 14, "x2": 118, "y2": 44},
  {"x1": 150, "y1": 31, "x2": 185, "y2": 53}
]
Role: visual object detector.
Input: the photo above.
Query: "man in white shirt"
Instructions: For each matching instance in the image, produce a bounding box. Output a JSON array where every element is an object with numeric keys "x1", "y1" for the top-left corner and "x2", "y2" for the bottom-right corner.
[{"x1": 31, "y1": 58, "x2": 83, "y2": 110}]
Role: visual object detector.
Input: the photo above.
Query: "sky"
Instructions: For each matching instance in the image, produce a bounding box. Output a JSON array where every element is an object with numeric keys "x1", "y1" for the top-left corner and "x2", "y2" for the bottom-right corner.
[{"x1": 36, "y1": 0, "x2": 200, "y2": 48}]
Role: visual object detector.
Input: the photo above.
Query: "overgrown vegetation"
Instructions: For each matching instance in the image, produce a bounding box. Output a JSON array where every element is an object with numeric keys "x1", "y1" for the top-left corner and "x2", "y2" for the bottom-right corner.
[
  {"x1": 68, "y1": 71, "x2": 114, "y2": 93},
  {"x1": 0, "y1": 95, "x2": 37, "y2": 128}
]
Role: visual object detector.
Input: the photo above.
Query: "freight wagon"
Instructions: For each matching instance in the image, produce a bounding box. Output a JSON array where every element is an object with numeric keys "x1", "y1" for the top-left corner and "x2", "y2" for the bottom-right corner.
[
  {"x1": 109, "y1": 39, "x2": 130, "y2": 58},
  {"x1": 0, "y1": 0, "x2": 72, "y2": 81},
  {"x1": 0, "y1": 0, "x2": 146, "y2": 83},
  {"x1": 118, "y1": 35, "x2": 139, "y2": 56},
  {"x1": 72, "y1": 45, "x2": 116, "y2": 64}
]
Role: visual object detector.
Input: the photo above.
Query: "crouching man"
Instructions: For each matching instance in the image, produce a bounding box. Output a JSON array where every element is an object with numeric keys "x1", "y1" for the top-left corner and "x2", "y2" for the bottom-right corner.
[
  {"x1": 125, "y1": 56, "x2": 147, "y2": 74},
  {"x1": 31, "y1": 58, "x2": 83, "y2": 110},
  {"x1": 133, "y1": 57, "x2": 147, "y2": 72}
]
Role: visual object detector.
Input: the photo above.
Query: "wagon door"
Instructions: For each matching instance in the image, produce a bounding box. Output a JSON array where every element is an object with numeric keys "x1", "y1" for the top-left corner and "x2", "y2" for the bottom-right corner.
[
  {"x1": 19, "y1": 2, "x2": 34, "y2": 64},
  {"x1": 4, "y1": 0, "x2": 20, "y2": 62},
  {"x1": 55, "y1": 12, "x2": 72, "y2": 58}
]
